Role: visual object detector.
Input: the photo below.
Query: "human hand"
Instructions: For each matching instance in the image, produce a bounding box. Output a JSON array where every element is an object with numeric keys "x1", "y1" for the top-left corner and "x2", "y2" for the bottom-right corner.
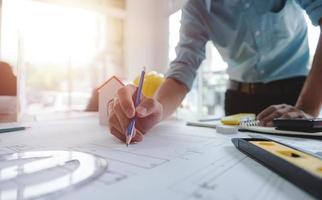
[
  {"x1": 257, "y1": 104, "x2": 312, "y2": 127},
  {"x1": 107, "y1": 85, "x2": 163, "y2": 143}
]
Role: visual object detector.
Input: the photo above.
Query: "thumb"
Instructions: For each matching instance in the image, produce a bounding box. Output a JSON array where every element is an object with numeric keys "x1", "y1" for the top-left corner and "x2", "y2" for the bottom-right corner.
[{"x1": 136, "y1": 99, "x2": 160, "y2": 118}]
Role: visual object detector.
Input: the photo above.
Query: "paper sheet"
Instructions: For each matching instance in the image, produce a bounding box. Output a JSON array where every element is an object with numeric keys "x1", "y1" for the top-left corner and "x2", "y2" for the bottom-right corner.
[{"x1": 0, "y1": 115, "x2": 315, "y2": 200}]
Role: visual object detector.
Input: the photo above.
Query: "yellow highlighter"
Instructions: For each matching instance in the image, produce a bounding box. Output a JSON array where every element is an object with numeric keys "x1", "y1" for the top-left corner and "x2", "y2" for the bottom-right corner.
[{"x1": 221, "y1": 113, "x2": 256, "y2": 125}]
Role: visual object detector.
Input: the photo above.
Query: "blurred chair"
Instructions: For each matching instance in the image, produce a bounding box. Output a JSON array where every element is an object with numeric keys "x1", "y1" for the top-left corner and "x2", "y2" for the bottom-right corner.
[
  {"x1": 0, "y1": 62, "x2": 17, "y2": 96},
  {"x1": 0, "y1": 62, "x2": 17, "y2": 122}
]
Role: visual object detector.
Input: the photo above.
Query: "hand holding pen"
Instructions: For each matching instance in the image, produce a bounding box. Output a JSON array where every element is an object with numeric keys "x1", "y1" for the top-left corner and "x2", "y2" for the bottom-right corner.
[
  {"x1": 126, "y1": 68, "x2": 146, "y2": 146},
  {"x1": 107, "y1": 68, "x2": 163, "y2": 145}
]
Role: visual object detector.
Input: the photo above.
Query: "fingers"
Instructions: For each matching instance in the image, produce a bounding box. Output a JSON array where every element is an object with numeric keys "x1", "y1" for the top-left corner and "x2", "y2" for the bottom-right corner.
[
  {"x1": 108, "y1": 113, "x2": 143, "y2": 143},
  {"x1": 107, "y1": 84, "x2": 162, "y2": 144},
  {"x1": 257, "y1": 104, "x2": 289, "y2": 126},
  {"x1": 280, "y1": 112, "x2": 299, "y2": 119},
  {"x1": 110, "y1": 127, "x2": 143, "y2": 143},
  {"x1": 108, "y1": 112, "x2": 123, "y2": 136},
  {"x1": 108, "y1": 100, "x2": 123, "y2": 133},
  {"x1": 108, "y1": 98, "x2": 127, "y2": 141},
  {"x1": 113, "y1": 99, "x2": 130, "y2": 133},
  {"x1": 132, "y1": 129, "x2": 144, "y2": 143},
  {"x1": 257, "y1": 104, "x2": 287, "y2": 120},
  {"x1": 280, "y1": 110, "x2": 312, "y2": 119},
  {"x1": 107, "y1": 94, "x2": 145, "y2": 144},
  {"x1": 257, "y1": 104, "x2": 312, "y2": 127},
  {"x1": 136, "y1": 98, "x2": 162, "y2": 119},
  {"x1": 260, "y1": 109, "x2": 283, "y2": 126},
  {"x1": 107, "y1": 100, "x2": 114, "y2": 115},
  {"x1": 110, "y1": 127, "x2": 126, "y2": 142},
  {"x1": 117, "y1": 85, "x2": 137, "y2": 118}
]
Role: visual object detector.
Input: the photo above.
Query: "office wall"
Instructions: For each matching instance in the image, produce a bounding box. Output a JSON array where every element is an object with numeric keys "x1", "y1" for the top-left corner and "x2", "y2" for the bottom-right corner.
[{"x1": 125, "y1": 0, "x2": 169, "y2": 79}]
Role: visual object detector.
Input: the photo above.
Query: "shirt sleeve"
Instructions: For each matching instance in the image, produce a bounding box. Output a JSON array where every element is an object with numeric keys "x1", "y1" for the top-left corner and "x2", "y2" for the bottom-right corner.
[
  {"x1": 165, "y1": 0, "x2": 209, "y2": 91},
  {"x1": 295, "y1": 0, "x2": 322, "y2": 26}
]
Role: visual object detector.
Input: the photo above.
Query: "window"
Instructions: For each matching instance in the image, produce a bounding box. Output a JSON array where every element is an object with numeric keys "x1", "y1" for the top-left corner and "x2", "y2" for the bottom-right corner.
[
  {"x1": 169, "y1": 10, "x2": 228, "y2": 119},
  {"x1": 1, "y1": 0, "x2": 125, "y2": 115}
]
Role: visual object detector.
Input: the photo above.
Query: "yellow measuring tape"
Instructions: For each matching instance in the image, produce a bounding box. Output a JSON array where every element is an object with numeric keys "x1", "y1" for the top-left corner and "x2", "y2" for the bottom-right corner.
[{"x1": 251, "y1": 141, "x2": 322, "y2": 179}]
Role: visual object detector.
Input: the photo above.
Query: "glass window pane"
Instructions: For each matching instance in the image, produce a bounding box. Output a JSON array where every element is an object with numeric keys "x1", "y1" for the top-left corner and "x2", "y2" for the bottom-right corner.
[{"x1": 1, "y1": 0, "x2": 125, "y2": 115}]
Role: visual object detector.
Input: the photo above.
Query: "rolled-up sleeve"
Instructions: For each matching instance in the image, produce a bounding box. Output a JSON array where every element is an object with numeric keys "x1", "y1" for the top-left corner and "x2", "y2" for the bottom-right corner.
[
  {"x1": 165, "y1": 0, "x2": 209, "y2": 91},
  {"x1": 295, "y1": 0, "x2": 322, "y2": 26}
]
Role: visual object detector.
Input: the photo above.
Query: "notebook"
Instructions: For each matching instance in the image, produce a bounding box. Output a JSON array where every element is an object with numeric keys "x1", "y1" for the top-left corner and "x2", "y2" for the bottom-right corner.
[{"x1": 221, "y1": 113, "x2": 255, "y2": 125}]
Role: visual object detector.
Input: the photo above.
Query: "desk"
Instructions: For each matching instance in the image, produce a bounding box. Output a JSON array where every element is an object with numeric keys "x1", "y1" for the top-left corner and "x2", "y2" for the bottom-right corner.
[{"x1": 0, "y1": 114, "x2": 320, "y2": 200}]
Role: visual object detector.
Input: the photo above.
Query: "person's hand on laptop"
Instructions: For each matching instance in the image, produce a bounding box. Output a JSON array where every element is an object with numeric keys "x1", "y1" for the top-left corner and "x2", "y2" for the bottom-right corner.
[
  {"x1": 107, "y1": 85, "x2": 163, "y2": 143},
  {"x1": 257, "y1": 104, "x2": 312, "y2": 127}
]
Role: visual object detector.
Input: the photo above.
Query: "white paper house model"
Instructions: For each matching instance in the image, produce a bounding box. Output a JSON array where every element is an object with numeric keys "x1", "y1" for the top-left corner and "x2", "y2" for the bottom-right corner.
[{"x1": 98, "y1": 76, "x2": 124, "y2": 125}]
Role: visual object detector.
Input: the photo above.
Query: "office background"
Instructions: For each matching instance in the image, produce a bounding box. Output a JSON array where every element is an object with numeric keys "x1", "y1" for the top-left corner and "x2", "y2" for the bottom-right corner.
[{"x1": 0, "y1": 0, "x2": 320, "y2": 120}]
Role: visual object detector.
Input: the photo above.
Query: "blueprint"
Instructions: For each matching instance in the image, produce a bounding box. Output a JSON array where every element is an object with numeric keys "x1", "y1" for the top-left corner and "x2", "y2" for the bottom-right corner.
[{"x1": 0, "y1": 115, "x2": 316, "y2": 200}]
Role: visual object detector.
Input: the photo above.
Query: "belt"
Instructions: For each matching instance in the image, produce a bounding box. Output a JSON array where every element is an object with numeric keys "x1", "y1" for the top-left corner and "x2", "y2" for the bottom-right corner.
[{"x1": 227, "y1": 77, "x2": 306, "y2": 95}]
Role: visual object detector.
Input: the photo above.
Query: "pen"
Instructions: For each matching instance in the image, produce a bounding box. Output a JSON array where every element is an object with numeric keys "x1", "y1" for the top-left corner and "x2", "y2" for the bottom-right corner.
[
  {"x1": 0, "y1": 126, "x2": 30, "y2": 134},
  {"x1": 126, "y1": 67, "x2": 145, "y2": 146}
]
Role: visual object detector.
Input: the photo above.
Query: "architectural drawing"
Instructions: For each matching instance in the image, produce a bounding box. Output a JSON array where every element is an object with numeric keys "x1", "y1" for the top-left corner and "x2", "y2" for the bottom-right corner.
[{"x1": 0, "y1": 117, "x2": 320, "y2": 199}]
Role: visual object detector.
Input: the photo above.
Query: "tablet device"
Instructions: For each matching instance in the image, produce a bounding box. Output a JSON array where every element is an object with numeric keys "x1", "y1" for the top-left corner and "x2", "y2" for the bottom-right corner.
[{"x1": 273, "y1": 118, "x2": 322, "y2": 132}]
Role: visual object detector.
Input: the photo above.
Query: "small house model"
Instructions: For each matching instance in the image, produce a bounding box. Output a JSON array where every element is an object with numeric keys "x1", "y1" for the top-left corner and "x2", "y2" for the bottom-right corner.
[{"x1": 98, "y1": 76, "x2": 124, "y2": 126}]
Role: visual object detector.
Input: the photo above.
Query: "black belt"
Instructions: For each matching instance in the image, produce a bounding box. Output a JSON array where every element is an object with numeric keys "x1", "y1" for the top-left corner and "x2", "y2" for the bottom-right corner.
[{"x1": 227, "y1": 76, "x2": 306, "y2": 95}]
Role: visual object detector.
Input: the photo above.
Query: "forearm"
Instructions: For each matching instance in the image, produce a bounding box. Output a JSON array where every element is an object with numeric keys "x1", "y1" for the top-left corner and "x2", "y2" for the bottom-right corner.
[
  {"x1": 154, "y1": 78, "x2": 188, "y2": 120},
  {"x1": 296, "y1": 21, "x2": 322, "y2": 116}
]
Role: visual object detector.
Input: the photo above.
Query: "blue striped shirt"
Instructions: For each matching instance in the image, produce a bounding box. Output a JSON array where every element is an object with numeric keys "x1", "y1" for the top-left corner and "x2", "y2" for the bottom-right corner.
[{"x1": 166, "y1": 0, "x2": 322, "y2": 90}]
